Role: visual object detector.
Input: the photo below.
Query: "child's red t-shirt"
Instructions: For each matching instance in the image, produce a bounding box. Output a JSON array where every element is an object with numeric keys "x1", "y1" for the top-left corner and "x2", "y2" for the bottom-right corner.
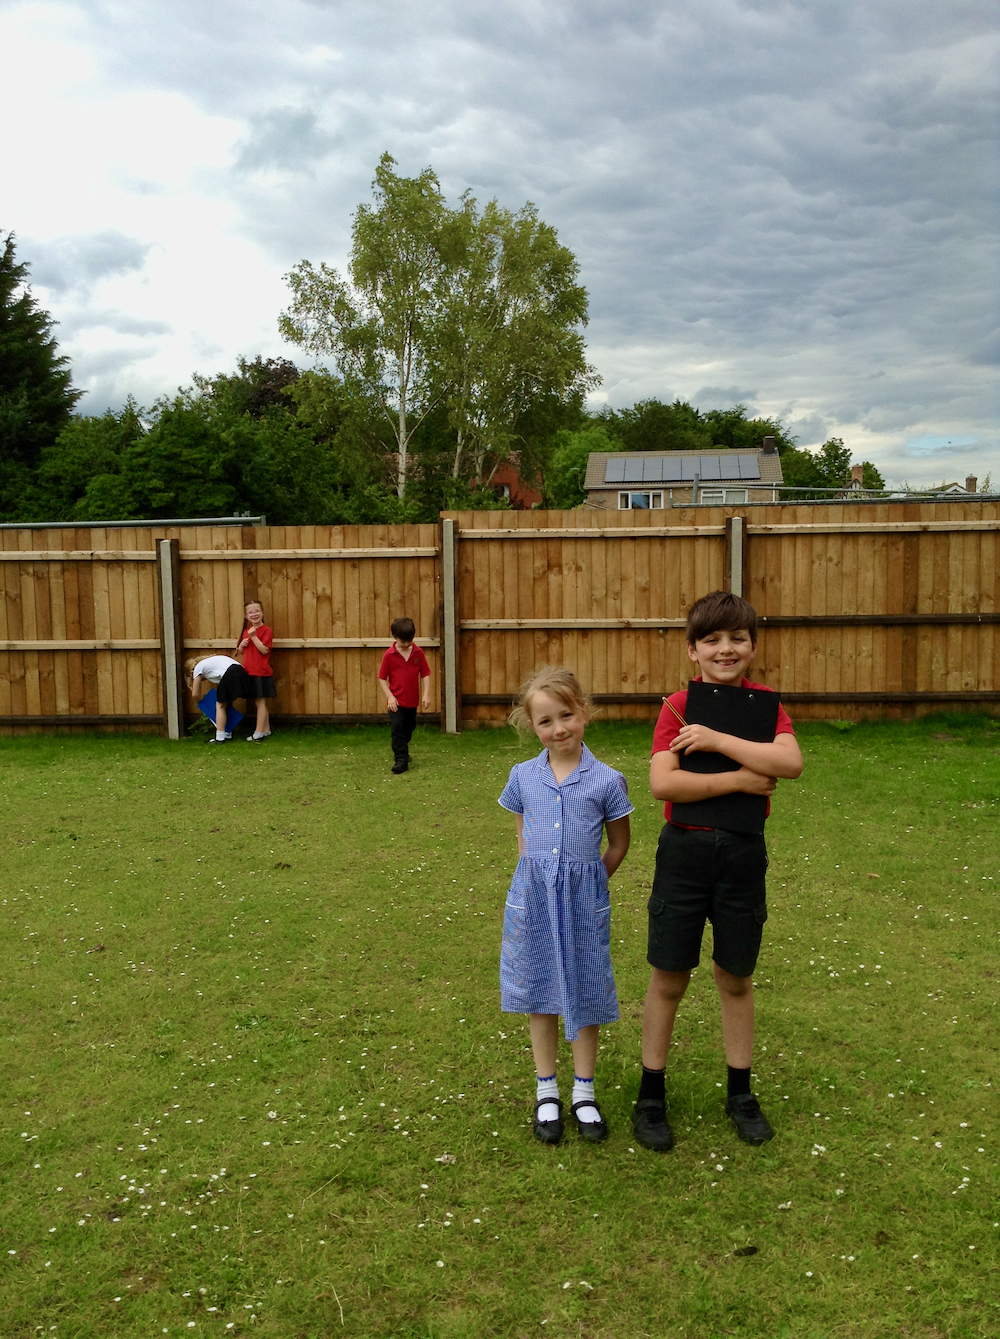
[
  {"x1": 241, "y1": 624, "x2": 273, "y2": 677},
  {"x1": 651, "y1": 677, "x2": 795, "y2": 824},
  {"x1": 378, "y1": 644, "x2": 431, "y2": 708}
]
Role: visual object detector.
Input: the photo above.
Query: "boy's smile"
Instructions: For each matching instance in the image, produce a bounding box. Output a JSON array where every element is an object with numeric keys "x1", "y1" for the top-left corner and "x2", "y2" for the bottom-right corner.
[{"x1": 687, "y1": 626, "x2": 757, "y2": 684}]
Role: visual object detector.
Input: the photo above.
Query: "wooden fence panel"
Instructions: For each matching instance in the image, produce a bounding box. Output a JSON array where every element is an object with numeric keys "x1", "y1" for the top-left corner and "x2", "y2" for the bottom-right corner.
[{"x1": 0, "y1": 505, "x2": 997, "y2": 732}]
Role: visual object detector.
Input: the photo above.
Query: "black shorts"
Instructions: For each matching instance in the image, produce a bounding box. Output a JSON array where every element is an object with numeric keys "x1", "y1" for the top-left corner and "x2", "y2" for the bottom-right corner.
[
  {"x1": 245, "y1": 675, "x2": 276, "y2": 700},
  {"x1": 647, "y1": 824, "x2": 768, "y2": 978},
  {"x1": 217, "y1": 664, "x2": 252, "y2": 705}
]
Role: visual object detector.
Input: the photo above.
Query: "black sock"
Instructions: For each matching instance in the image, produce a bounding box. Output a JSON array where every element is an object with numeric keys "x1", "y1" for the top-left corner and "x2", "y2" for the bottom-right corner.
[
  {"x1": 727, "y1": 1065, "x2": 752, "y2": 1098},
  {"x1": 638, "y1": 1066, "x2": 666, "y2": 1103}
]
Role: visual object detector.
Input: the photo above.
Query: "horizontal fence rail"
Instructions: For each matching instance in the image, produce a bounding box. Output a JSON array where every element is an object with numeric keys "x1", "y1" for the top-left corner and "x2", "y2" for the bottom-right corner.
[{"x1": 1, "y1": 503, "x2": 998, "y2": 733}]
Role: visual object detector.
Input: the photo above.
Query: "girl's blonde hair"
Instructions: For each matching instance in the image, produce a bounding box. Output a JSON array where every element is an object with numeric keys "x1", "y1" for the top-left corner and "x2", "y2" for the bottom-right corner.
[{"x1": 508, "y1": 665, "x2": 591, "y2": 733}]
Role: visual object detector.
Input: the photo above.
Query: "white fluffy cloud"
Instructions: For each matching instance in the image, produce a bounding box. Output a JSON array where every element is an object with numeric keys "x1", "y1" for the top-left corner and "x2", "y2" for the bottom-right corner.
[{"x1": 0, "y1": 0, "x2": 994, "y2": 486}]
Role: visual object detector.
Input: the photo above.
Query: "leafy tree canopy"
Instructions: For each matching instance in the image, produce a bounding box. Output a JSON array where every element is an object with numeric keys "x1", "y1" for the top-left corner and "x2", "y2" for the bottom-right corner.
[
  {"x1": 780, "y1": 437, "x2": 885, "y2": 496},
  {"x1": 280, "y1": 154, "x2": 591, "y2": 501},
  {"x1": 545, "y1": 424, "x2": 617, "y2": 508}
]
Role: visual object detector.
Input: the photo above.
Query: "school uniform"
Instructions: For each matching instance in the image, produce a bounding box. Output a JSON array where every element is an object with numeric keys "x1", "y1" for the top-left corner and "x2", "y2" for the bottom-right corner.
[
  {"x1": 192, "y1": 655, "x2": 251, "y2": 704},
  {"x1": 378, "y1": 643, "x2": 430, "y2": 763},
  {"x1": 649, "y1": 677, "x2": 796, "y2": 977},
  {"x1": 241, "y1": 624, "x2": 275, "y2": 700},
  {"x1": 498, "y1": 745, "x2": 634, "y2": 1040}
]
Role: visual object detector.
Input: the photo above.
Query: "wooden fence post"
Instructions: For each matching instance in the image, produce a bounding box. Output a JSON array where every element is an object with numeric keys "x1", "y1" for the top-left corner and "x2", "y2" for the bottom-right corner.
[
  {"x1": 724, "y1": 516, "x2": 747, "y2": 597},
  {"x1": 156, "y1": 538, "x2": 184, "y2": 740},
  {"x1": 440, "y1": 518, "x2": 460, "y2": 733}
]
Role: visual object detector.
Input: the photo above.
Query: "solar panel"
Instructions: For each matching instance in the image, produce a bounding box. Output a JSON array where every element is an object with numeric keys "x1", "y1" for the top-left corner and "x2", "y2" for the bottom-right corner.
[
  {"x1": 602, "y1": 452, "x2": 762, "y2": 487},
  {"x1": 713, "y1": 457, "x2": 742, "y2": 480}
]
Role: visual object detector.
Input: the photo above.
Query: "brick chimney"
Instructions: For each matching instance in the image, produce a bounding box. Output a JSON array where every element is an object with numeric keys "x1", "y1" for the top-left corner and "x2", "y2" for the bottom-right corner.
[
  {"x1": 966, "y1": 475, "x2": 977, "y2": 493},
  {"x1": 762, "y1": 435, "x2": 776, "y2": 455},
  {"x1": 851, "y1": 464, "x2": 864, "y2": 487}
]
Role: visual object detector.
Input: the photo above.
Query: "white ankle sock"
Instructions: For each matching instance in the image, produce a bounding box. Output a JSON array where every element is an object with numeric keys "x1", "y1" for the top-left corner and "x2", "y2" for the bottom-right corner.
[
  {"x1": 536, "y1": 1073, "x2": 559, "y2": 1122},
  {"x1": 572, "y1": 1076, "x2": 601, "y2": 1122},
  {"x1": 215, "y1": 730, "x2": 226, "y2": 741}
]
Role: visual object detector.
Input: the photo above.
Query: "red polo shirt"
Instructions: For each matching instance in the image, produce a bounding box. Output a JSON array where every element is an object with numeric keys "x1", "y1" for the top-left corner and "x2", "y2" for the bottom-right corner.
[
  {"x1": 241, "y1": 624, "x2": 273, "y2": 677},
  {"x1": 378, "y1": 644, "x2": 430, "y2": 708}
]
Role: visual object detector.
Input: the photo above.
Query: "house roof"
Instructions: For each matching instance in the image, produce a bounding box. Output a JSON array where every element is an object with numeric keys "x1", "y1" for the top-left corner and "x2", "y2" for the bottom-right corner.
[{"x1": 583, "y1": 447, "x2": 783, "y2": 491}]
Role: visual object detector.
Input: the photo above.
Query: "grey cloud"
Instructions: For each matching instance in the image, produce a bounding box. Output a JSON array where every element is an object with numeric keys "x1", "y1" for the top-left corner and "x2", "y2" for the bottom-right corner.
[
  {"x1": 694, "y1": 388, "x2": 760, "y2": 411},
  {"x1": 969, "y1": 329, "x2": 1000, "y2": 366},
  {"x1": 785, "y1": 415, "x2": 830, "y2": 447},
  {"x1": 72, "y1": 346, "x2": 157, "y2": 380},
  {"x1": 37, "y1": 0, "x2": 999, "y2": 484},
  {"x1": 26, "y1": 232, "x2": 152, "y2": 294},
  {"x1": 60, "y1": 310, "x2": 172, "y2": 338},
  {"x1": 234, "y1": 107, "x2": 336, "y2": 174}
]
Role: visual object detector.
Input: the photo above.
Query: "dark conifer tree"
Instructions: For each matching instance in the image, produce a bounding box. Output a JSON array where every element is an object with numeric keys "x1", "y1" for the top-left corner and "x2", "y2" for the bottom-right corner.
[{"x1": 0, "y1": 232, "x2": 81, "y2": 512}]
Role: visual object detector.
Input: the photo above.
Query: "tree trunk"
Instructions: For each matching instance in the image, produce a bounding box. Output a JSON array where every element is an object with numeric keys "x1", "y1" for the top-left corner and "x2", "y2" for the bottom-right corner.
[
  {"x1": 397, "y1": 351, "x2": 407, "y2": 498},
  {"x1": 451, "y1": 378, "x2": 469, "y2": 479}
]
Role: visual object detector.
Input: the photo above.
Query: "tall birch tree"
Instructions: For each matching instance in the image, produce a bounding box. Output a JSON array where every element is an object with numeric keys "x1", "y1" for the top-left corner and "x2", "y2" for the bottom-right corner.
[
  {"x1": 279, "y1": 155, "x2": 595, "y2": 501},
  {"x1": 436, "y1": 197, "x2": 596, "y2": 486},
  {"x1": 279, "y1": 154, "x2": 447, "y2": 498}
]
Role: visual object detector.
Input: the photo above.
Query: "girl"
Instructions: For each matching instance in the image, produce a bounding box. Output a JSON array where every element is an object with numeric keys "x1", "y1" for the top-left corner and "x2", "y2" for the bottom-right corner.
[
  {"x1": 499, "y1": 666, "x2": 632, "y2": 1145},
  {"x1": 237, "y1": 601, "x2": 275, "y2": 741}
]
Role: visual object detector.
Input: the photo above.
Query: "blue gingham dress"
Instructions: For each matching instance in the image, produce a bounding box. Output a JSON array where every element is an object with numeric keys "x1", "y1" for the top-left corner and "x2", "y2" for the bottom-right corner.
[{"x1": 498, "y1": 744, "x2": 634, "y2": 1040}]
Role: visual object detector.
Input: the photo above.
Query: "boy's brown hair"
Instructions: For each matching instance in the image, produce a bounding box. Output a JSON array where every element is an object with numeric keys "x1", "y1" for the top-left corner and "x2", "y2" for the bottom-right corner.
[
  {"x1": 508, "y1": 665, "x2": 591, "y2": 734},
  {"x1": 391, "y1": 616, "x2": 416, "y2": 642},
  {"x1": 686, "y1": 591, "x2": 758, "y2": 645}
]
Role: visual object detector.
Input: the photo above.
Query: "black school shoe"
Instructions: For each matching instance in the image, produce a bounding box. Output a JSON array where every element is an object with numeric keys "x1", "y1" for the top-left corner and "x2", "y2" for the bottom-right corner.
[
  {"x1": 571, "y1": 1099, "x2": 609, "y2": 1143},
  {"x1": 631, "y1": 1098, "x2": 675, "y2": 1151},
  {"x1": 391, "y1": 757, "x2": 409, "y2": 774},
  {"x1": 533, "y1": 1098, "x2": 564, "y2": 1145},
  {"x1": 725, "y1": 1092, "x2": 775, "y2": 1145}
]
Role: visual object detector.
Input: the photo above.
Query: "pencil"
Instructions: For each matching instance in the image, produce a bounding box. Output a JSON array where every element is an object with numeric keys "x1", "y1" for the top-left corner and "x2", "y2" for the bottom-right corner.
[{"x1": 662, "y1": 696, "x2": 688, "y2": 728}]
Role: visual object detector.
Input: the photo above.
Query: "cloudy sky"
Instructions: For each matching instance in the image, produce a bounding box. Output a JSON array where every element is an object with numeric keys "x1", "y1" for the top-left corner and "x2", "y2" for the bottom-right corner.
[{"x1": 2, "y1": 0, "x2": 996, "y2": 486}]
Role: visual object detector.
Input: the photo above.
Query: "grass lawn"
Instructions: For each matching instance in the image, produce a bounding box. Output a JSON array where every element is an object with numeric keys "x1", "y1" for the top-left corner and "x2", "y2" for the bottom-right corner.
[{"x1": 0, "y1": 714, "x2": 997, "y2": 1338}]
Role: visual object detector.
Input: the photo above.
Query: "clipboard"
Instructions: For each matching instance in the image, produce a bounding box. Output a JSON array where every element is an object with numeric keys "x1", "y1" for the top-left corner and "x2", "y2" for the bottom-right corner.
[
  {"x1": 198, "y1": 688, "x2": 243, "y2": 735},
  {"x1": 671, "y1": 680, "x2": 780, "y2": 834}
]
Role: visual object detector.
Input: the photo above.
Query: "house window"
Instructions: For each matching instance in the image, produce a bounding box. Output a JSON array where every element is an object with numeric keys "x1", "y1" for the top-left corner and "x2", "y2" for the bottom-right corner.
[
  {"x1": 495, "y1": 483, "x2": 511, "y2": 499},
  {"x1": 618, "y1": 491, "x2": 664, "y2": 510},
  {"x1": 699, "y1": 488, "x2": 748, "y2": 505}
]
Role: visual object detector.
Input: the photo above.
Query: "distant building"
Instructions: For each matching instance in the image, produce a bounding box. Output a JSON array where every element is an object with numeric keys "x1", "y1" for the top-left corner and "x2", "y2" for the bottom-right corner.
[
  {"x1": 915, "y1": 477, "x2": 979, "y2": 496},
  {"x1": 489, "y1": 456, "x2": 543, "y2": 509},
  {"x1": 583, "y1": 440, "x2": 783, "y2": 510}
]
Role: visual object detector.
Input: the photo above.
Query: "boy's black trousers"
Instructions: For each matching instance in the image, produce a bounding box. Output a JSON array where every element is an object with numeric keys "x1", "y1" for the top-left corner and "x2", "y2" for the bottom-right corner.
[{"x1": 388, "y1": 706, "x2": 417, "y2": 760}]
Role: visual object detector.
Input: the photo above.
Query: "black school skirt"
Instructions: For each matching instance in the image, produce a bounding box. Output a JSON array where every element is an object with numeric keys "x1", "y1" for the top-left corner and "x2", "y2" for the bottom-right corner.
[{"x1": 245, "y1": 675, "x2": 276, "y2": 700}]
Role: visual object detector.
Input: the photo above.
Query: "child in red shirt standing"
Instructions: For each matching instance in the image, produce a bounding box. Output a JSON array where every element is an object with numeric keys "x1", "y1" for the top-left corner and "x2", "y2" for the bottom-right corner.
[
  {"x1": 377, "y1": 616, "x2": 432, "y2": 773},
  {"x1": 634, "y1": 591, "x2": 803, "y2": 1152},
  {"x1": 238, "y1": 601, "x2": 275, "y2": 742}
]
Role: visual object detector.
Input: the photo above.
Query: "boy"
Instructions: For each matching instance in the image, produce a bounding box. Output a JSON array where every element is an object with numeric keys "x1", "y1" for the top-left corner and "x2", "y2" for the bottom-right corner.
[
  {"x1": 633, "y1": 591, "x2": 803, "y2": 1150},
  {"x1": 188, "y1": 654, "x2": 253, "y2": 744},
  {"x1": 377, "y1": 616, "x2": 432, "y2": 774}
]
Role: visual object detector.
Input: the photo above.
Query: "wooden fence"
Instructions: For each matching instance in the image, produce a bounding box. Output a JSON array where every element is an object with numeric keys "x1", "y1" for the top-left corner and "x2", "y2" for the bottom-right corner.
[{"x1": 1, "y1": 502, "x2": 998, "y2": 734}]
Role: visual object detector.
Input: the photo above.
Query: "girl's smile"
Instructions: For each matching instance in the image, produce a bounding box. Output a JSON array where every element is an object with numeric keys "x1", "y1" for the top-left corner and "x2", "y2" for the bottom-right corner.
[{"x1": 528, "y1": 690, "x2": 587, "y2": 765}]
